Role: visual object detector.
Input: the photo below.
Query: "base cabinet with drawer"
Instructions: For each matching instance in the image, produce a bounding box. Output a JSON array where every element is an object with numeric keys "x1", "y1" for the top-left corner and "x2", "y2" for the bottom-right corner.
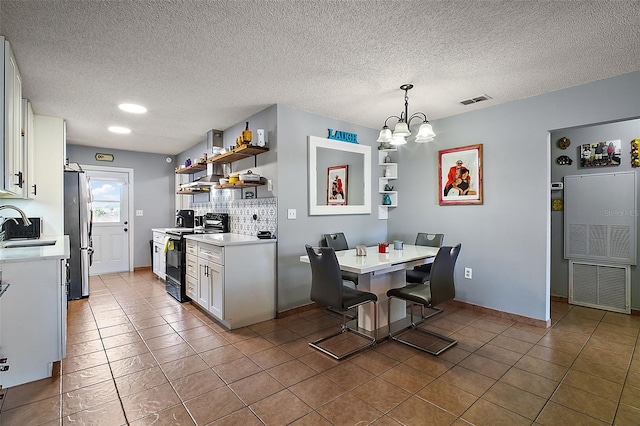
[
  {"x1": 185, "y1": 245, "x2": 198, "y2": 301},
  {"x1": 184, "y1": 235, "x2": 276, "y2": 329},
  {"x1": 0, "y1": 256, "x2": 68, "y2": 388}
]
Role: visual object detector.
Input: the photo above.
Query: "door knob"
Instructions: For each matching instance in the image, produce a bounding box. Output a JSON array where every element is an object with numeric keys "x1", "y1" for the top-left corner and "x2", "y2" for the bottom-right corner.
[
  {"x1": 124, "y1": 228, "x2": 128, "y2": 232},
  {"x1": 124, "y1": 221, "x2": 128, "y2": 225}
]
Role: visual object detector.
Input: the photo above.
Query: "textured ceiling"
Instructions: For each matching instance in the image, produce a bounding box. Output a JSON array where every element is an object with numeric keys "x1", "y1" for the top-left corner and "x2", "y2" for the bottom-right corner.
[{"x1": 1, "y1": 0, "x2": 638, "y2": 155}]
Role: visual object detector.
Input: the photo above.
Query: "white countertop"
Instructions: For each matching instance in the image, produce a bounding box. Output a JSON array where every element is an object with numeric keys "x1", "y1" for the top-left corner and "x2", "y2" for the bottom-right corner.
[
  {"x1": 184, "y1": 233, "x2": 276, "y2": 246},
  {"x1": 152, "y1": 227, "x2": 185, "y2": 233},
  {"x1": 0, "y1": 235, "x2": 70, "y2": 263}
]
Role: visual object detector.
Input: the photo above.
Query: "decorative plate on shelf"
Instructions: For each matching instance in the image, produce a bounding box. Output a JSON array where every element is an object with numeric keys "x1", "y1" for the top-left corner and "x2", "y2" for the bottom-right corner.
[{"x1": 557, "y1": 137, "x2": 571, "y2": 149}]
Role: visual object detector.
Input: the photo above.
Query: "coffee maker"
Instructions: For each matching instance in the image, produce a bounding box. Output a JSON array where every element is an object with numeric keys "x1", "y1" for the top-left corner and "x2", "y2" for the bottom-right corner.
[{"x1": 176, "y1": 210, "x2": 194, "y2": 228}]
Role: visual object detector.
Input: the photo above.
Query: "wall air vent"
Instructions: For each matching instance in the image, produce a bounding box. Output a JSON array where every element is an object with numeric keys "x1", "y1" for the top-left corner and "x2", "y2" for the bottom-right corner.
[{"x1": 460, "y1": 95, "x2": 492, "y2": 105}]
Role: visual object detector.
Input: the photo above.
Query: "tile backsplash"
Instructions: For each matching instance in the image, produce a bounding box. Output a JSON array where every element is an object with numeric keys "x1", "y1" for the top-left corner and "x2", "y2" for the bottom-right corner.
[{"x1": 191, "y1": 195, "x2": 277, "y2": 237}]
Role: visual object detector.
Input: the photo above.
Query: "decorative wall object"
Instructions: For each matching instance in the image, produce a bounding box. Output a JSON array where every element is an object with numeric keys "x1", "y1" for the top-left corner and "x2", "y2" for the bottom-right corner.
[
  {"x1": 631, "y1": 138, "x2": 639, "y2": 167},
  {"x1": 556, "y1": 155, "x2": 573, "y2": 165},
  {"x1": 579, "y1": 139, "x2": 621, "y2": 167},
  {"x1": 552, "y1": 199, "x2": 563, "y2": 211},
  {"x1": 557, "y1": 137, "x2": 571, "y2": 149},
  {"x1": 327, "y1": 128, "x2": 358, "y2": 143},
  {"x1": 95, "y1": 153, "x2": 114, "y2": 162},
  {"x1": 439, "y1": 144, "x2": 483, "y2": 205},
  {"x1": 327, "y1": 165, "x2": 348, "y2": 205}
]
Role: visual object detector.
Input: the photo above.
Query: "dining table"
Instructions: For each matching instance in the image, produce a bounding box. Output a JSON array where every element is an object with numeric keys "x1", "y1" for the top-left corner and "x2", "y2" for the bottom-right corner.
[{"x1": 300, "y1": 244, "x2": 440, "y2": 334}]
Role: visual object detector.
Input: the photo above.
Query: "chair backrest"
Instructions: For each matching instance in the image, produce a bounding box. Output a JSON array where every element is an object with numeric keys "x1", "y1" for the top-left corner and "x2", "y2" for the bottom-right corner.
[
  {"x1": 415, "y1": 233, "x2": 444, "y2": 247},
  {"x1": 324, "y1": 233, "x2": 349, "y2": 251},
  {"x1": 305, "y1": 245, "x2": 343, "y2": 309},
  {"x1": 428, "y1": 244, "x2": 462, "y2": 305}
]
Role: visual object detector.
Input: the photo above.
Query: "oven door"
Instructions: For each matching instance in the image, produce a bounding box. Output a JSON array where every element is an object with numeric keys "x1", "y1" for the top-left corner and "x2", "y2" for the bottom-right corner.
[{"x1": 165, "y1": 235, "x2": 183, "y2": 283}]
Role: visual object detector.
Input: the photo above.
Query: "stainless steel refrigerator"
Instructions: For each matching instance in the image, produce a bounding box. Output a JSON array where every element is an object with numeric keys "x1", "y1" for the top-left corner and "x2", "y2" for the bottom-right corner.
[{"x1": 64, "y1": 170, "x2": 93, "y2": 299}]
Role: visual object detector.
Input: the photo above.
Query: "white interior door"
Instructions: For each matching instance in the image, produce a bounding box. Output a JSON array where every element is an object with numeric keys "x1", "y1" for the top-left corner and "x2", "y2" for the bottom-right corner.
[{"x1": 85, "y1": 168, "x2": 131, "y2": 275}]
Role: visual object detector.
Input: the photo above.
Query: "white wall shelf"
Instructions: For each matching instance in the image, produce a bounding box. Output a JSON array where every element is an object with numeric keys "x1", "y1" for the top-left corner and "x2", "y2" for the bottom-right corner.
[{"x1": 378, "y1": 148, "x2": 398, "y2": 220}]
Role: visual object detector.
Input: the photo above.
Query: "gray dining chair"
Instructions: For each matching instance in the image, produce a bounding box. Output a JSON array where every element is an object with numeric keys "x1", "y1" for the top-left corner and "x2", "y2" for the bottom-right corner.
[
  {"x1": 387, "y1": 244, "x2": 461, "y2": 355},
  {"x1": 323, "y1": 233, "x2": 359, "y2": 287},
  {"x1": 406, "y1": 233, "x2": 444, "y2": 284},
  {"x1": 305, "y1": 245, "x2": 377, "y2": 360}
]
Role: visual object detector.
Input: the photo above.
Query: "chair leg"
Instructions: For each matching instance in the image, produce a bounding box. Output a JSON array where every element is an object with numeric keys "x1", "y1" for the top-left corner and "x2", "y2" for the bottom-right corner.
[
  {"x1": 387, "y1": 296, "x2": 457, "y2": 356},
  {"x1": 309, "y1": 300, "x2": 376, "y2": 360}
]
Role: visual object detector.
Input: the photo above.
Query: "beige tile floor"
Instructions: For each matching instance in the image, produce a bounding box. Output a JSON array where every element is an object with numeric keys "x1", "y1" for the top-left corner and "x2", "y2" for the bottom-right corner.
[{"x1": 0, "y1": 270, "x2": 638, "y2": 425}]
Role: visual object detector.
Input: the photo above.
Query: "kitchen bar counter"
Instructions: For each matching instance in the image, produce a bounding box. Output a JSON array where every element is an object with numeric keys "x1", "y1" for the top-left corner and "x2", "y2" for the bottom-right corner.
[
  {"x1": 184, "y1": 233, "x2": 276, "y2": 246},
  {"x1": 0, "y1": 235, "x2": 70, "y2": 262}
]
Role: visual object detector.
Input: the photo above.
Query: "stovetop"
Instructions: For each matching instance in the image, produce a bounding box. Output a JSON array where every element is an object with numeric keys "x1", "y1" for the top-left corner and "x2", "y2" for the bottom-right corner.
[{"x1": 166, "y1": 227, "x2": 222, "y2": 237}]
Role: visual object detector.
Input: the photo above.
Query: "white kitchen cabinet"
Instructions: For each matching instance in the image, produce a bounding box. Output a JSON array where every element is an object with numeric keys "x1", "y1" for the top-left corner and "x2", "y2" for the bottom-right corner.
[
  {"x1": 185, "y1": 272, "x2": 198, "y2": 301},
  {"x1": 22, "y1": 99, "x2": 36, "y2": 199},
  {"x1": 152, "y1": 230, "x2": 166, "y2": 280},
  {"x1": 185, "y1": 235, "x2": 276, "y2": 329},
  {"x1": 1, "y1": 37, "x2": 25, "y2": 196},
  {"x1": 197, "y1": 257, "x2": 215, "y2": 313},
  {"x1": 185, "y1": 246, "x2": 198, "y2": 300},
  {"x1": 0, "y1": 256, "x2": 67, "y2": 388}
]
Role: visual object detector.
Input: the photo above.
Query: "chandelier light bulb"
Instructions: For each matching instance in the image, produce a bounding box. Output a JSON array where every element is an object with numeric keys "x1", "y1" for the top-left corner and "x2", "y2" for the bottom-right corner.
[
  {"x1": 376, "y1": 127, "x2": 394, "y2": 143},
  {"x1": 390, "y1": 135, "x2": 407, "y2": 145},
  {"x1": 415, "y1": 122, "x2": 436, "y2": 142},
  {"x1": 392, "y1": 121, "x2": 411, "y2": 137}
]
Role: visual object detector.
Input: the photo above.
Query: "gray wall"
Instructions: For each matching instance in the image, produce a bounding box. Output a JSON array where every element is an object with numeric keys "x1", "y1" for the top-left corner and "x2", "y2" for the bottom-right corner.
[
  {"x1": 66, "y1": 145, "x2": 176, "y2": 268},
  {"x1": 550, "y1": 119, "x2": 639, "y2": 304},
  {"x1": 389, "y1": 71, "x2": 640, "y2": 321},
  {"x1": 275, "y1": 105, "x2": 384, "y2": 311}
]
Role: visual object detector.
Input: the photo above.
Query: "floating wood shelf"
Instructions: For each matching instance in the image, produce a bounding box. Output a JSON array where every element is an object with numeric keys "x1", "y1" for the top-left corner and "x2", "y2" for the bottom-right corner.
[
  {"x1": 208, "y1": 145, "x2": 269, "y2": 165},
  {"x1": 175, "y1": 163, "x2": 207, "y2": 174},
  {"x1": 176, "y1": 188, "x2": 210, "y2": 195},
  {"x1": 214, "y1": 181, "x2": 265, "y2": 190}
]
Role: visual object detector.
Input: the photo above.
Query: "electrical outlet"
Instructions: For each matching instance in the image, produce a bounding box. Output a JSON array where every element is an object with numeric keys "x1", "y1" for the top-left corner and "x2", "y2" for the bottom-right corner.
[
  {"x1": 287, "y1": 209, "x2": 296, "y2": 220},
  {"x1": 136, "y1": 210, "x2": 143, "y2": 216},
  {"x1": 464, "y1": 268, "x2": 472, "y2": 279}
]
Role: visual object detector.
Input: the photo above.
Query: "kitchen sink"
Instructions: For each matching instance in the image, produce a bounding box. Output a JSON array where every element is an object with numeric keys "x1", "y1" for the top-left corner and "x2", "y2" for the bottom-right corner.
[{"x1": 1, "y1": 239, "x2": 57, "y2": 248}]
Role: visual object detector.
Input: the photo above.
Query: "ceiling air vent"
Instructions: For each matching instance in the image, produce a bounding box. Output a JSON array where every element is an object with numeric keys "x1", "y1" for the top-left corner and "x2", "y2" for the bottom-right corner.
[{"x1": 460, "y1": 94, "x2": 492, "y2": 105}]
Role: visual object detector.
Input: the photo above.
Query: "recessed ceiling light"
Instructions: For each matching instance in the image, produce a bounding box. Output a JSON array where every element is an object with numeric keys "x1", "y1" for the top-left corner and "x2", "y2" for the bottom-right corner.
[
  {"x1": 108, "y1": 126, "x2": 131, "y2": 134},
  {"x1": 118, "y1": 103, "x2": 147, "y2": 114}
]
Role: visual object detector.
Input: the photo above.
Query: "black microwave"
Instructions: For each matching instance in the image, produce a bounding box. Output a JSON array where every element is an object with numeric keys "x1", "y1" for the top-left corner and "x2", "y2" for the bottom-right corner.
[{"x1": 2, "y1": 217, "x2": 42, "y2": 239}]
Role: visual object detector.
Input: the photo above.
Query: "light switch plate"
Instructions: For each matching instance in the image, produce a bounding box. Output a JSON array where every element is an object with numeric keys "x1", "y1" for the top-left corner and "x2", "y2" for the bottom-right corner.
[
  {"x1": 136, "y1": 210, "x2": 143, "y2": 216},
  {"x1": 287, "y1": 209, "x2": 296, "y2": 220}
]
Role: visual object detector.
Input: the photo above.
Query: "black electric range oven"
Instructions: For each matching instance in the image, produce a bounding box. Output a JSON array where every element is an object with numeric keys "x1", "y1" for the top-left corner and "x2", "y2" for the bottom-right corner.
[{"x1": 165, "y1": 213, "x2": 230, "y2": 302}]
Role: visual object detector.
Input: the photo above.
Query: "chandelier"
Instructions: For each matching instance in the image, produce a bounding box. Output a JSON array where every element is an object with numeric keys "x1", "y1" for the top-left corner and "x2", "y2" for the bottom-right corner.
[{"x1": 376, "y1": 84, "x2": 436, "y2": 146}]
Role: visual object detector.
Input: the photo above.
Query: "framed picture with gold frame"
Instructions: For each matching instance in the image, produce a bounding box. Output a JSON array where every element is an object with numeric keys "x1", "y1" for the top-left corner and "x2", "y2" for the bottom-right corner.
[{"x1": 439, "y1": 144, "x2": 483, "y2": 205}]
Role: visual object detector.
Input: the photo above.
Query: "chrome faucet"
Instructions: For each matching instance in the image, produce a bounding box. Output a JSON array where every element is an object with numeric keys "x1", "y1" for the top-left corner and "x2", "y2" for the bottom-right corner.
[{"x1": 0, "y1": 205, "x2": 32, "y2": 227}]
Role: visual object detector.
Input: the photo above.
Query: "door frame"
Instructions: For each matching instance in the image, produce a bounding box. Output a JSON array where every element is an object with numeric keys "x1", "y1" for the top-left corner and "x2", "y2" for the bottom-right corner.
[{"x1": 81, "y1": 164, "x2": 135, "y2": 273}]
